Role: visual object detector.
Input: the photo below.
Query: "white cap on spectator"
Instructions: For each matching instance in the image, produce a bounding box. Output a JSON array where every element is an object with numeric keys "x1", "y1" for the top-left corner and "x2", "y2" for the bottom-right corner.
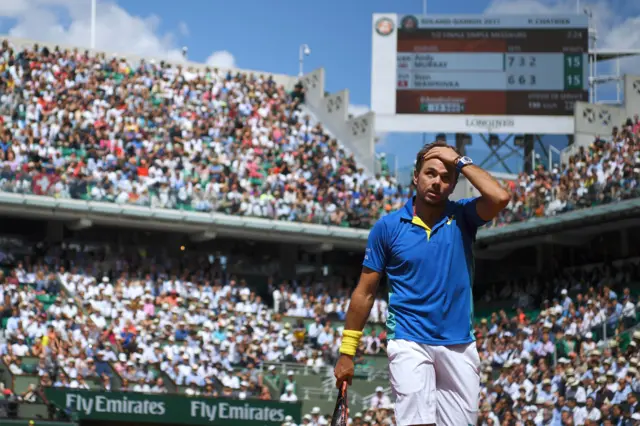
[
  {"x1": 311, "y1": 407, "x2": 320, "y2": 414},
  {"x1": 375, "y1": 386, "x2": 384, "y2": 392}
]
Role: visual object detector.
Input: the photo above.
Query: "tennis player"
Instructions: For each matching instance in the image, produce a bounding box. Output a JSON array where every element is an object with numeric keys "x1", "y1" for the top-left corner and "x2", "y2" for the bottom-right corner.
[{"x1": 334, "y1": 141, "x2": 509, "y2": 426}]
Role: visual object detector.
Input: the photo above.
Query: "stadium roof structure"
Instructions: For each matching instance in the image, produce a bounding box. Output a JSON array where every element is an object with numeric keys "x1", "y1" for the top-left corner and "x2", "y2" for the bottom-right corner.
[
  {"x1": 590, "y1": 49, "x2": 640, "y2": 62},
  {"x1": 0, "y1": 193, "x2": 639, "y2": 254}
]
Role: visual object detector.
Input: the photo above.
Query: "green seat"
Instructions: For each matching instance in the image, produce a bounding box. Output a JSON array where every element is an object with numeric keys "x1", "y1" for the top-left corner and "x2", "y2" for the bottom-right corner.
[
  {"x1": 85, "y1": 377, "x2": 102, "y2": 389},
  {"x1": 361, "y1": 355, "x2": 388, "y2": 371},
  {"x1": 13, "y1": 375, "x2": 39, "y2": 394},
  {"x1": 36, "y1": 294, "x2": 55, "y2": 304}
]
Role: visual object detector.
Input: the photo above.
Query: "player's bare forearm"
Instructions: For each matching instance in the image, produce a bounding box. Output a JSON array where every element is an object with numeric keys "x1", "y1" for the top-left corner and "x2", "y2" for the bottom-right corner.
[
  {"x1": 344, "y1": 267, "x2": 381, "y2": 335},
  {"x1": 461, "y1": 164, "x2": 510, "y2": 220}
]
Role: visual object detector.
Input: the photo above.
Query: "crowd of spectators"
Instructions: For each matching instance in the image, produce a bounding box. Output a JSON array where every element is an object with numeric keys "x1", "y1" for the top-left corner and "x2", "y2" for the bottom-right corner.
[
  {"x1": 0, "y1": 243, "x2": 386, "y2": 407},
  {"x1": 0, "y1": 36, "x2": 640, "y2": 426},
  {"x1": 0, "y1": 39, "x2": 405, "y2": 230},
  {"x1": 0, "y1": 238, "x2": 638, "y2": 425},
  {"x1": 493, "y1": 117, "x2": 640, "y2": 227},
  {"x1": 1, "y1": 39, "x2": 638, "y2": 233}
]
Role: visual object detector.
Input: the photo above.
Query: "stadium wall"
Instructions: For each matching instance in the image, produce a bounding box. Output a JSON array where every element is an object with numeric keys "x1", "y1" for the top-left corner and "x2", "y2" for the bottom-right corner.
[
  {"x1": 299, "y1": 69, "x2": 377, "y2": 175},
  {"x1": 564, "y1": 74, "x2": 640, "y2": 163}
]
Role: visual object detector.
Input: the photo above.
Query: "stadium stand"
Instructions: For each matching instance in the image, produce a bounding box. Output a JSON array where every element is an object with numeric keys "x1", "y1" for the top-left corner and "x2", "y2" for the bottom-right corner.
[
  {"x1": 0, "y1": 40, "x2": 637, "y2": 234},
  {"x1": 0, "y1": 38, "x2": 639, "y2": 426}
]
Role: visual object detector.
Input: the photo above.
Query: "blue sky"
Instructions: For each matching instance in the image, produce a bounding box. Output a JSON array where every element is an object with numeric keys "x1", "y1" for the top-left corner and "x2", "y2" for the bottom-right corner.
[{"x1": 1, "y1": 0, "x2": 639, "y2": 180}]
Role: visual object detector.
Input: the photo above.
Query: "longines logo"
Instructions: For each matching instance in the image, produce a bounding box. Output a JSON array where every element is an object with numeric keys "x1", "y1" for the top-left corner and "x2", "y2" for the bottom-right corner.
[{"x1": 465, "y1": 118, "x2": 515, "y2": 129}]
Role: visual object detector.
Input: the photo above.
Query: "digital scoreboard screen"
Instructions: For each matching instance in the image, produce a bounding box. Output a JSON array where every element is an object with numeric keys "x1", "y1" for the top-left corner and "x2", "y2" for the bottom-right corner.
[{"x1": 394, "y1": 15, "x2": 589, "y2": 116}]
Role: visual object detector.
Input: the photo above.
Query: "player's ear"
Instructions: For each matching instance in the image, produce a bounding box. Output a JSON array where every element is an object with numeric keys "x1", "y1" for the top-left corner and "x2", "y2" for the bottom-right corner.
[{"x1": 412, "y1": 169, "x2": 418, "y2": 187}]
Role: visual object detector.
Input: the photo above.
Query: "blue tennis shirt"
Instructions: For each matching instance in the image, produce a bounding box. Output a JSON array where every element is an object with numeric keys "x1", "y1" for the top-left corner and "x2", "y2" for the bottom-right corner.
[{"x1": 363, "y1": 196, "x2": 487, "y2": 346}]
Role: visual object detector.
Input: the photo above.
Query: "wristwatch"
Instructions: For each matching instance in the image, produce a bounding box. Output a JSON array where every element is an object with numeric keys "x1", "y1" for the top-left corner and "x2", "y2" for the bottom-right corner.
[{"x1": 455, "y1": 156, "x2": 473, "y2": 173}]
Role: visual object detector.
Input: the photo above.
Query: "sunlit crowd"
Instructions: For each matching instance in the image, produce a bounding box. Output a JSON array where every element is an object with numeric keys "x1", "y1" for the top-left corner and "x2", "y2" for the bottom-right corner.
[
  {"x1": 1, "y1": 37, "x2": 640, "y2": 426},
  {"x1": 1, "y1": 40, "x2": 638, "y2": 233}
]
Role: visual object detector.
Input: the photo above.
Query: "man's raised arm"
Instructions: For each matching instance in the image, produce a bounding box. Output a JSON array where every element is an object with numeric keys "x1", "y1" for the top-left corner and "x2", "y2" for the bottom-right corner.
[
  {"x1": 459, "y1": 164, "x2": 510, "y2": 222},
  {"x1": 334, "y1": 267, "x2": 382, "y2": 386}
]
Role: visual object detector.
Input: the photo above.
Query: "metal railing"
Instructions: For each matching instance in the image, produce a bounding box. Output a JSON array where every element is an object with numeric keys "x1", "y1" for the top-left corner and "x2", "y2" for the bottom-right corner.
[
  {"x1": 302, "y1": 386, "x2": 365, "y2": 408},
  {"x1": 321, "y1": 376, "x2": 334, "y2": 391},
  {"x1": 260, "y1": 362, "x2": 333, "y2": 377}
]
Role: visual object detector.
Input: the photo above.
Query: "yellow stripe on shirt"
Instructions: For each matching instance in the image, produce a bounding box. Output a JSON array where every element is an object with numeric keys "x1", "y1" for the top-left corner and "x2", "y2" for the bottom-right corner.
[{"x1": 411, "y1": 216, "x2": 431, "y2": 240}]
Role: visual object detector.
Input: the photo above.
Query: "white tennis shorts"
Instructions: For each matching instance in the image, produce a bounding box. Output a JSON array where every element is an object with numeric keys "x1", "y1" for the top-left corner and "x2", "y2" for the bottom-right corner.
[{"x1": 387, "y1": 339, "x2": 480, "y2": 426}]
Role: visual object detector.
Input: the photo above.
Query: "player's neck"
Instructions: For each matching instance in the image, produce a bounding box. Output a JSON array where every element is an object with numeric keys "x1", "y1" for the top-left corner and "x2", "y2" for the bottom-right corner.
[{"x1": 414, "y1": 198, "x2": 447, "y2": 228}]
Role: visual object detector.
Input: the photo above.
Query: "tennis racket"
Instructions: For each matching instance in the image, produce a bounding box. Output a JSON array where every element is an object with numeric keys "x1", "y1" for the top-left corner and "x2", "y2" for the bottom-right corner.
[{"x1": 330, "y1": 381, "x2": 349, "y2": 426}]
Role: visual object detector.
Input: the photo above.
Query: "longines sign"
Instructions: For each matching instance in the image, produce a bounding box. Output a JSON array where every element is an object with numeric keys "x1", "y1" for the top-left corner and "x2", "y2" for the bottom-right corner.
[{"x1": 465, "y1": 118, "x2": 516, "y2": 130}]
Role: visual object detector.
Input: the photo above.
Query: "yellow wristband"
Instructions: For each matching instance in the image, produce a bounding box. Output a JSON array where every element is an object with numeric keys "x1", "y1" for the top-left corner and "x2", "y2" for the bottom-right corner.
[{"x1": 339, "y1": 330, "x2": 363, "y2": 356}]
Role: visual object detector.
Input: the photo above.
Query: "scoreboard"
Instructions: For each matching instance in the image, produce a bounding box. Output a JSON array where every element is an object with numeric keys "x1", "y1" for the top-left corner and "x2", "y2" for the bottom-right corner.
[
  {"x1": 371, "y1": 14, "x2": 590, "y2": 134},
  {"x1": 395, "y1": 15, "x2": 588, "y2": 116}
]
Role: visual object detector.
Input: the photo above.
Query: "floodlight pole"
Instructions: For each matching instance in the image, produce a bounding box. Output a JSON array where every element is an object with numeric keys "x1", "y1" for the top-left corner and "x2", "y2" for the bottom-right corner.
[
  {"x1": 421, "y1": 0, "x2": 428, "y2": 146},
  {"x1": 90, "y1": 0, "x2": 97, "y2": 50},
  {"x1": 299, "y1": 44, "x2": 311, "y2": 77},
  {"x1": 584, "y1": 8, "x2": 597, "y2": 103}
]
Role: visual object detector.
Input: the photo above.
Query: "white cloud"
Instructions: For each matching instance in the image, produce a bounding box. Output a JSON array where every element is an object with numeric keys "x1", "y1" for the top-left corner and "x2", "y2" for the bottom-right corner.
[
  {"x1": 348, "y1": 104, "x2": 371, "y2": 118},
  {"x1": 205, "y1": 50, "x2": 236, "y2": 68},
  {"x1": 0, "y1": 0, "x2": 231, "y2": 65},
  {"x1": 177, "y1": 21, "x2": 189, "y2": 37}
]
